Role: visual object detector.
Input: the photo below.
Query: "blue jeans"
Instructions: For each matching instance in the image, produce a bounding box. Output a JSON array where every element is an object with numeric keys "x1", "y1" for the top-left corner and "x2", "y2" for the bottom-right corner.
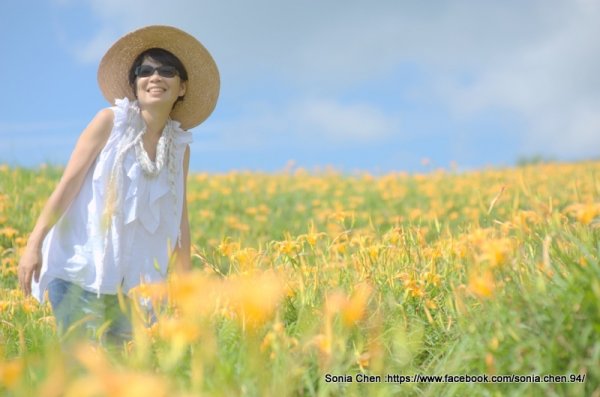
[{"x1": 47, "y1": 278, "x2": 132, "y2": 347}]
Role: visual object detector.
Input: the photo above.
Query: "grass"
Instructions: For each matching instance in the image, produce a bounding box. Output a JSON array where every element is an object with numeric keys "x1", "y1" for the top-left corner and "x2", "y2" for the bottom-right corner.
[{"x1": 0, "y1": 161, "x2": 599, "y2": 396}]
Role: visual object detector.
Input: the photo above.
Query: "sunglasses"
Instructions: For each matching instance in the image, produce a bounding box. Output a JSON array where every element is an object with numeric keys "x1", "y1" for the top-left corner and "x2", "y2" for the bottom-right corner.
[{"x1": 135, "y1": 65, "x2": 179, "y2": 78}]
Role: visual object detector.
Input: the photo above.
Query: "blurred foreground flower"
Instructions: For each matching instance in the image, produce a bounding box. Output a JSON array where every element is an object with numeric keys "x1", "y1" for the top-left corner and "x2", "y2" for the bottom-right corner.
[
  {"x1": 0, "y1": 227, "x2": 18, "y2": 239},
  {"x1": 468, "y1": 270, "x2": 496, "y2": 299},
  {"x1": 0, "y1": 357, "x2": 23, "y2": 390},
  {"x1": 168, "y1": 271, "x2": 222, "y2": 317},
  {"x1": 477, "y1": 238, "x2": 513, "y2": 267},
  {"x1": 564, "y1": 202, "x2": 600, "y2": 225},
  {"x1": 135, "y1": 269, "x2": 286, "y2": 332},
  {"x1": 325, "y1": 282, "x2": 372, "y2": 327},
  {"x1": 342, "y1": 283, "x2": 372, "y2": 326},
  {"x1": 158, "y1": 317, "x2": 201, "y2": 345},
  {"x1": 226, "y1": 271, "x2": 286, "y2": 329},
  {"x1": 65, "y1": 344, "x2": 169, "y2": 397}
]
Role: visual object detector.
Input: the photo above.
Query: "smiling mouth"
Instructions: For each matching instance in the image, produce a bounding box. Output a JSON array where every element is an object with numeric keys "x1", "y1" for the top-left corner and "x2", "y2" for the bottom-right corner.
[{"x1": 148, "y1": 88, "x2": 166, "y2": 93}]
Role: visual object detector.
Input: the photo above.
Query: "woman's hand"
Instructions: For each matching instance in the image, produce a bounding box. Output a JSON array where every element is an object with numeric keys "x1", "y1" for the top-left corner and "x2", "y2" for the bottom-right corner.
[{"x1": 18, "y1": 244, "x2": 43, "y2": 296}]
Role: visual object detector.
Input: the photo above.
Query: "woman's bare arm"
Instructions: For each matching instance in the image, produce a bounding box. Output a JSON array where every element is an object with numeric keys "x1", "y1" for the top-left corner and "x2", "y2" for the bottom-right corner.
[{"x1": 18, "y1": 108, "x2": 114, "y2": 295}]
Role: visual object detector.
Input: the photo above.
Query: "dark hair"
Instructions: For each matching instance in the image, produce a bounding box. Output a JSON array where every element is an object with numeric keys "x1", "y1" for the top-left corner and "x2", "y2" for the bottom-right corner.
[{"x1": 128, "y1": 48, "x2": 189, "y2": 103}]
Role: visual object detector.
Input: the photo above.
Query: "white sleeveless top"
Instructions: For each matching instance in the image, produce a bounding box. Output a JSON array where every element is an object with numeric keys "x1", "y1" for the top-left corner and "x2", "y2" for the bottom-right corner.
[{"x1": 32, "y1": 98, "x2": 193, "y2": 302}]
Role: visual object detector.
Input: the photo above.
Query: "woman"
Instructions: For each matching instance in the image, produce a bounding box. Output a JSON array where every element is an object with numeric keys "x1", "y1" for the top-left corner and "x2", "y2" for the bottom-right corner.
[{"x1": 17, "y1": 25, "x2": 219, "y2": 345}]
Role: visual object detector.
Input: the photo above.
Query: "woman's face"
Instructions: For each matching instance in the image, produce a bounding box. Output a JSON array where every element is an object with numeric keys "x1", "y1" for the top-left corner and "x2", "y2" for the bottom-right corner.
[{"x1": 134, "y1": 56, "x2": 186, "y2": 111}]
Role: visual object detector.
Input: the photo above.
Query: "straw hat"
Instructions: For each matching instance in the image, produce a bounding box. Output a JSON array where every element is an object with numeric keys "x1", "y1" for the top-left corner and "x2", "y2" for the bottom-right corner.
[{"x1": 97, "y1": 25, "x2": 220, "y2": 130}]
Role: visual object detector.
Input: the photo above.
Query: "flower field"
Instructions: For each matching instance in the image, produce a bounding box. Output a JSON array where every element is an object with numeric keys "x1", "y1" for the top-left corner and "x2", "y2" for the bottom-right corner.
[{"x1": 0, "y1": 161, "x2": 599, "y2": 396}]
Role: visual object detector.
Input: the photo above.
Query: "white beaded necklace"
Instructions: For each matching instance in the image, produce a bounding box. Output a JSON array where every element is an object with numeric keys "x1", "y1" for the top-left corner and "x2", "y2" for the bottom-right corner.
[
  {"x1": 134, "y1": 121, "x2": 173, "y2": 178},
  {"x1": 105, "y1": 100, "x2": 179, "y2": 223}
]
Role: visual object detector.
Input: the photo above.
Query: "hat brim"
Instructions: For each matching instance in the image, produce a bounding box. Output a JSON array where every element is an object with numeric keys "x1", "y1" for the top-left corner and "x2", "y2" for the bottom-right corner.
[{"x1": 97, "y1": 25, "x2": 220, "y2": 130}]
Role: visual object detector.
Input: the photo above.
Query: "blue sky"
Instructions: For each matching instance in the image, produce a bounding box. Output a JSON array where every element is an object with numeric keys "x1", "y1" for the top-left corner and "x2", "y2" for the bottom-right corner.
[{"x1": 1, "y1": 0, "x2": 599, "y2": 173}]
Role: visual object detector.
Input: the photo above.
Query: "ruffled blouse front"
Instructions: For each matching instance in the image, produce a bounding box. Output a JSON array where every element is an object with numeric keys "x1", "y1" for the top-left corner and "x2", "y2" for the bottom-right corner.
[{"x1": 32, "y1": 98, "x2": 193, "y2": 301}]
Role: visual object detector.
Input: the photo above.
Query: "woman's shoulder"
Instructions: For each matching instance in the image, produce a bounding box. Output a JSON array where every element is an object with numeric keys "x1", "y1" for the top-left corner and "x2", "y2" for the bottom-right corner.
[
  {"x1": 86, "y1": 107, "x2": 114, "y2": 140},
  {"x1": 91, "y1": 107, "x2": 116, "y2": 143},
  {"x1": 70, "y1": 107, "x2": 114, "y2": 161},
  {"x1": 85, "y1": 104, "x2": 123, "y2": 156},
  {"x1": 171, "y1": 120, "x2": 193, "y2": 146},
  {"x1": 95, "y1": 107, "x2": 115, "y2": 126}
]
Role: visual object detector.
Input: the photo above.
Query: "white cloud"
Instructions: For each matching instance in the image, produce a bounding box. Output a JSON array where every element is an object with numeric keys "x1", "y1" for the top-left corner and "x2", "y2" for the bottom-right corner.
[
  {"x1": 437, "y1": 1, "x2": 600, "y2": 156},
  {"x1": 293, "y1": 99, "x2": 396, "y2": 141},
  {"x1": 196, "y1": 98, "x2": 399, "y2": 151},
  {"x1": 58, "y1": 0, "x2": 600, "y2": 158}
]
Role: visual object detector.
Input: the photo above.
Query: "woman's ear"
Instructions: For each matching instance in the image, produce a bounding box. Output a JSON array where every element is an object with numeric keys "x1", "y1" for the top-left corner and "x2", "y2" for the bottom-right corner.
[{"x1": 179, "y1": 81, "x2": 187, "y2": 97}]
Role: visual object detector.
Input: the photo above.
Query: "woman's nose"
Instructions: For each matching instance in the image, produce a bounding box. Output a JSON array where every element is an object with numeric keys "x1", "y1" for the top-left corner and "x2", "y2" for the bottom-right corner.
[{"x1": 149, "y1": 71, "x2": 162, "y2": 80}]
